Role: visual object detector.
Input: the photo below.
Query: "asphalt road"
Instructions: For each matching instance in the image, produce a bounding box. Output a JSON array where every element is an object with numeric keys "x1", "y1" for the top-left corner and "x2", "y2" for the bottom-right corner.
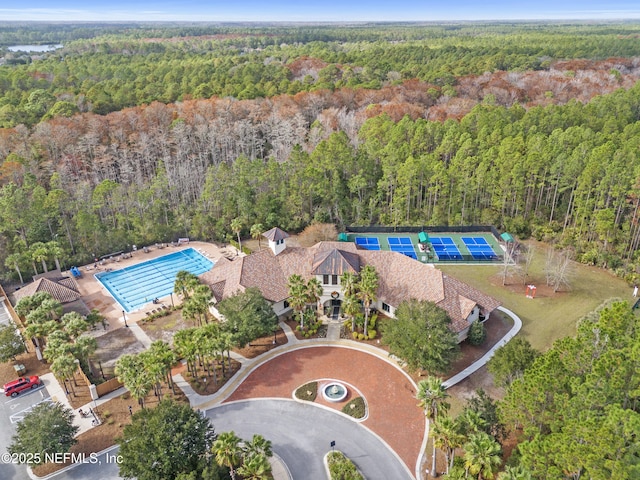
[
  {"x1": 0, "y1": 384, "x2": 50, "y2": 480},
  {"x1": 207, "y1": 399, "x2": 414, "y2": 480},
  {"x1": 1, "y1": 395, "x2": 413, "y2": 480}
]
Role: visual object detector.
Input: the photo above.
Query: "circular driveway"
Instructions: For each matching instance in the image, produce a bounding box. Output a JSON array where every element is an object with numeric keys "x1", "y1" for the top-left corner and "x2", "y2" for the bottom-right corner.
[
  {"x1": 207, "y1": 399, "x2": 413, "y2": 480},
  {"x1": 225, "y1": 345, "x2": 425, "y2": 476}
]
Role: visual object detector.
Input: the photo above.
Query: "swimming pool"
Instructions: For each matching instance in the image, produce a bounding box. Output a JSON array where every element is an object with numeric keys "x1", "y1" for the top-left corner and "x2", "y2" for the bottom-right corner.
[{"x1": 95, "y1": 248, "x2": 214, "y2": 312}]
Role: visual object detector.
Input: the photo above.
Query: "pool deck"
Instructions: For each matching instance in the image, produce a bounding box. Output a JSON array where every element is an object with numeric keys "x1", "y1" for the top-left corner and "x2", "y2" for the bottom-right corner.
[{"x1": 73, "y1": 241, "x2": 236, "y2": 330}]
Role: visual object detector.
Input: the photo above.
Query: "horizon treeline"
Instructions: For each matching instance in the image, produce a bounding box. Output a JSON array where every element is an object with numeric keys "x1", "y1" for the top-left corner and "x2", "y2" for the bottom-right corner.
[{"x1": 1, "y1": 23, "x2": 640, "y2": 284}]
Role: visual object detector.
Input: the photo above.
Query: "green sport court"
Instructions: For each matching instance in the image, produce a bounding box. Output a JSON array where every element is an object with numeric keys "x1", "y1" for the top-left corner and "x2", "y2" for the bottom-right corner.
[{"x1": 345, "y1": 232, "x2": 504, "y2": 264}]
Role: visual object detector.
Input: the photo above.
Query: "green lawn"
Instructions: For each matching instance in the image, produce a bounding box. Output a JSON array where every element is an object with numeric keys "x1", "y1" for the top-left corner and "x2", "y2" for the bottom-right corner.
[{"x1": 441, "y1": 240, "x2": 630, "y2": 351}]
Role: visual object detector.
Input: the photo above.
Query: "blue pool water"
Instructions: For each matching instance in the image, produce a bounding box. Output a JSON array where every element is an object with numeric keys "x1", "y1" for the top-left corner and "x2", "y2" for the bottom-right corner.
[{"x1": 95, "y1": 248, "x2": 214, "y2": 312}]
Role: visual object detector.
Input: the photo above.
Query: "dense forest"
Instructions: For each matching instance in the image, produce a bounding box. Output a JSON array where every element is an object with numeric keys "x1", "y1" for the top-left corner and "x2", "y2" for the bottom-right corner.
[
  {"x1": 1, "y1": 22, "x2": 640, "y2": 284},
  {"x1": 499, "y1": 301, "x2": 639, "y2": 479}
]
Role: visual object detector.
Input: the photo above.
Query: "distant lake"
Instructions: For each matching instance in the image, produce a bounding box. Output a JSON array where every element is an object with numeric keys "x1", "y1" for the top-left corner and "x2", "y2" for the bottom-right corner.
[{"x1": 7, "y1": 44, "x2": 62, "y2": 52}]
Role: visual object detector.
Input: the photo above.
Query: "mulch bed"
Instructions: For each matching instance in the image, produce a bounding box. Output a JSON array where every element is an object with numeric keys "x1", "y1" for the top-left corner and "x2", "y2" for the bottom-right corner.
[
  {"x1": 0, "y1": 351, "x2": 50, "y2": 385},
  {"x1": 284, "y1": 319, "x2": 327, "y2": 340},
  {"x1": 232, "y1": 328, "x2": 288, "y2": 359},
  {"x1": 183, "y1": 358, "x2": 242, "y2": 396}
]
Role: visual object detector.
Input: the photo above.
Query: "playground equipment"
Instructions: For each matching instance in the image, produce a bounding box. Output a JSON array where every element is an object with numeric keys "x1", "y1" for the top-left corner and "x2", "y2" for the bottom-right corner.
[{"x1": 525, "y1": 284, "x2": 536, "y2": 299}]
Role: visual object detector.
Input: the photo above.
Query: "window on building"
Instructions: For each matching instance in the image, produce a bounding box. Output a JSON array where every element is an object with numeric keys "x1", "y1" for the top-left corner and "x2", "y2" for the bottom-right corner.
[
  {"x1": 284, "y1": 300, "x2": 290, "y2": 309},
  {"x1": 323, "y1": 275, "x2": 329, "y2": 285},
  {"x1": 332, "y1": 275, "x2": 338, "y2": 285},
  {"x1": 382, "y1": 302, "x2": 390, "y2": 313}
]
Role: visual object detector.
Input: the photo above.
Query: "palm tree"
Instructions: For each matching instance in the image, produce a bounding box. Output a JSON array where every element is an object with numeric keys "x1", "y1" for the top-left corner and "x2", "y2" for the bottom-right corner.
[
  {"x1": 497, "y1": 465, "x2": 533, "y2": 480},
  {"x1": 432, "y1": 415, "x2": 464, "y2": 475},
  {"x1": 40, "y1": 298, "x2": 63, "y2": 321},
  {"x1": 173, "y1": 328, "x2": 198, "y2": 375},
  {"x1": 230, "y1": 218, "x2": 243, "y2": 252},
  {"x1": 306, "y1": 277, "x2": 323, "y2": 318},
  {"x1": 463, "y1": 432, "x2": 502, "y2": 480},
  {"x1": 51, "y1": 353, "x2": 78, "y2": 396},
  {"x1": 287, "y1": 274, "x2": 308, "y2": 328},
  {"x1": 43, "y1": 330, "x2": 72, "y2": 363},
  {"x1": 174, "y1": 270, "x2": 200, "y2": 300},
  {"x1": 217, "y1": 331, "x2": 234, "y2": 374},
  {"x1": 417, "y1": 376, "x2": 450, "y2": 477},
  {"x1": 140, "y1": 350, "x2": 165, "y2": 397},
  {"x1": 250, "y1": 223, "x2": 264, "y2": 249},
  {"x1": 243, "y1": 434, "x2": 273, "y2": 460},
  {"x1": 237, "y1": 454, "x2": 271, "y2": 480},
  {"x1": 213, "y1": 431, "x2": 242, "y2": 480},
  {"x1": 73, "y1": 335, "x2": 97, "y2": 376},
  {"x1": 46, "y1": 240, "x2": 64, "y2": 271},
  {"x1": 459, "y1": 408, "x2": 488, "y2": 436},
  {"x1": 341, "y1": 270, "x2": 360, "y2": 331},
  {"x1": 128, "y1": 370, "x2": 152, "y2": 408},
  {"x1": 5, "y1": 252, "x2": 24, "y2": 284},
  {"x1": 357, "y1": 265, "x2": 378, "y2": 338},
  {"x1": 191, "y1": 284, "x2": 214, "y2": 324},
  {"x1": 148, "y1": 340, "x2": 177, "y2": 393},
  {"x1": 30, "y1": 242, "x2": 50, "y2": 273},
  {"x1": 342, "y1": 294, "x2": 361, "y2": 333},
  {"x1": 61, "y1": 312, "x2": 89, "y2": 339},
  {"x1": 115, "y1": 354, "x2": 151, "y2": 407}
]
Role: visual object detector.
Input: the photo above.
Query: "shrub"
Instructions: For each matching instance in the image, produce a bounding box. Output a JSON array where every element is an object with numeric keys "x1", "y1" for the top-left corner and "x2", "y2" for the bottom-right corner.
[
  {"x1": 367, "y1": 329, "x2": 376, "y2": 340},
  {"x1": 368, "y1": 313, "x2": 377, "y2": 329},
  {"x1": 352, "y1": 331, "x2": 359, "y2": 340},
  {"x1": 327, "y1": 451, "x2": 363, "y2": 480},
  {"x1": 357, "y1": 333, "x2": 365, "y2": 341},
  {"x1": 295, "y1": 381, "x2": 317, "y2": 401},
  {"x1": 467, "y1": 320, "x2": 486, "y2": 346},
  {"x1": 341, "y1": 397, "x2": 366, "y2": 419}
]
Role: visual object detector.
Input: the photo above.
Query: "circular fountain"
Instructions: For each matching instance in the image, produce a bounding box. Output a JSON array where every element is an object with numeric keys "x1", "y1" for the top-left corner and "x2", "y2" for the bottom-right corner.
[{"x1": 322, "y1": 382, "x2": 348, "y2": 402}]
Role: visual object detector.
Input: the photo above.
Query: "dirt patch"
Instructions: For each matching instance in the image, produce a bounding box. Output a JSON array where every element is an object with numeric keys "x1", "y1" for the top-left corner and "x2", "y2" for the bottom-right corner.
[
  {"x1": 32, "y1": 383, "x2": 188, "y2": 478},
  {"x1": 139, "y1": 310, "x2": 191, "y2": 345},
  {"x1": 493, "y1": 275, "x2": 561, "y2": 298},
  {"x1": 92, "y1": 328, "x2": 146, "y2": 375}
]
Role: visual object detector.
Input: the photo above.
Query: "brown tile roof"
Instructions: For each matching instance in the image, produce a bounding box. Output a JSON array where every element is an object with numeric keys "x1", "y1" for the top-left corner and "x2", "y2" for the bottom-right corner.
[
  {"x1": 262, "y1": 227, "x2": 289, "y2": 242},
  {"x1": 12, "y1": 277, "x2": 81, "y2": 305},
  {"x1": 311, "y1": 248, "x2": 360, "y2": 275},
  {"x1": 438, "y1": 275, "x2": 502, "y2": 332},
  {"x1": 199, "y1": 239, "x2": 501, "y2": 333}
]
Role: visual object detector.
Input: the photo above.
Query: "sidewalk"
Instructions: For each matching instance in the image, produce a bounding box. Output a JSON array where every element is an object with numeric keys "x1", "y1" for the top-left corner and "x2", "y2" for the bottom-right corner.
[
  {"x1": 442, "y1": 306, "x2": 522, "y2": 388},
  {"x1": 39, "y1": 373, "x2": 127, "y2": 435}
]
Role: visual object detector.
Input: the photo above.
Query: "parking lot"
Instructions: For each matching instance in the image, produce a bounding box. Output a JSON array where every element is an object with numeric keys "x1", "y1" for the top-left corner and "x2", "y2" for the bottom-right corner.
[{"x1": 0, "y1": 381, "x2": 50, "y2": 479}]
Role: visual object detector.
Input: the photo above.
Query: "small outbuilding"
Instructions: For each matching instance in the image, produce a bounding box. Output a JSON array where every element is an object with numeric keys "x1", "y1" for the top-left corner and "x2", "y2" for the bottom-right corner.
[{"x1": 500, "y1": 232, "x2": 515, "y2": 243}]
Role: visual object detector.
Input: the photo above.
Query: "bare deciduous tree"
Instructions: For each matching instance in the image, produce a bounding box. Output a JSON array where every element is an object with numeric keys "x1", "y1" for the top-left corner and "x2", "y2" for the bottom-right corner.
[{"x1": 544, "y1": 248, "x2": 575, "y2": 292}]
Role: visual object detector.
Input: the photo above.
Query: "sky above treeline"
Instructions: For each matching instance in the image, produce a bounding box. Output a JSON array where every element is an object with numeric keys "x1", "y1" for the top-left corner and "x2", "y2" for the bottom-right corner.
[{"x1": 2, "y1": 0, "x2": 640, "y2": 22}]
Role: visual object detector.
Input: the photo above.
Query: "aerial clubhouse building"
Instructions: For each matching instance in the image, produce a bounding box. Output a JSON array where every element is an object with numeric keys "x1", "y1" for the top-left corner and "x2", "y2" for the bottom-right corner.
[{"x1": 200, "y1": 228, "x2": 501, "y2": 342}]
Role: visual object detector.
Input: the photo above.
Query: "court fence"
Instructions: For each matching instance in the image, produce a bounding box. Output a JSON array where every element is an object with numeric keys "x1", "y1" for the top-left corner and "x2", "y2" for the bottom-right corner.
[
  {"x1": 427, "y1": 253, "x2": 504, "y2": 263},
  {"x1": 345, "y1": 225, "x2": 502, "y2": 241}
]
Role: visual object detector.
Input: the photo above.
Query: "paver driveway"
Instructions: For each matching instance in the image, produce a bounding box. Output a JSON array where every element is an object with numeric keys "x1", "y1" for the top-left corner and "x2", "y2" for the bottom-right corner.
[{"x1": 225, "y1": 345, "x2": 426, "y2": 475}]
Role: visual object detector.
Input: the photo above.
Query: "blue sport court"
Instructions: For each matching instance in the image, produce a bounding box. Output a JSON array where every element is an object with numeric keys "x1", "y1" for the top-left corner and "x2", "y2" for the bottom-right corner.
[
  {"x1": 355, "y1": 237, "x2": 381, "y2": 251},
  {"x1": 462, "y1": 237, "x2": 498, "y2": 260},
  {"x1": 95, "y1": 248, "x2": 214, "y2": 312},
  {"x1": 387, "y1": 237, "x2": 417, "y2": 259},
  {"x1": 430, "y1": 237, "x2": 463, "y2": 260}
]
